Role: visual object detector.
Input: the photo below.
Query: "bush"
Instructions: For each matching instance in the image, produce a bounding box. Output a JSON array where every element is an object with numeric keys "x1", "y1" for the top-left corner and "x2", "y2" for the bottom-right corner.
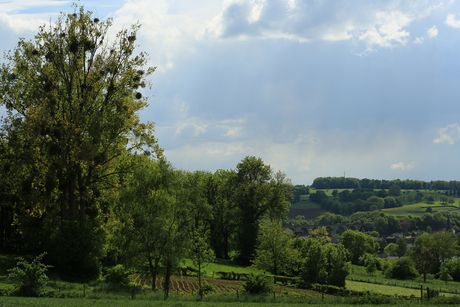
[
  {"x1": 384, "y1": 257, "x2": 418, "y2": 280},
  {"x1": 104, "y1": 264, "x2": 130, "y2": 284},
  {"x1": 8, "y1": 253, "x2": 52, "y2": 297},
  {"x1": 440, "y1": 259, "x2": 460, "y2": 281},
  {"x1": 242, "y1": 274, "x2": 272, "y2": 295},
  {"x1": 229, "y1": 250, "x2": 240, "y2": 263},
  {"x1": 198, "y1": 281, "x2": 215, "y2": 296}
]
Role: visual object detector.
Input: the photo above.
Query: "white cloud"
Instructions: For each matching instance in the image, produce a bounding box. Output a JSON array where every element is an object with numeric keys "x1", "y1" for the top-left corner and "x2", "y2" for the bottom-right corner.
[
  {"x1": 112, "y1": 0, "x2": 221, "y2": 71},
  {"x1": 433, "y1": 123, "x2": 460, "y2": 145},
  {"x1": 390, "y1": 162, "x2": 415, "y2": 170},
  {"x1": 0, "y1": 0, "x2": 70, "y2": 33},
  {"x1": 414, "y1": 37, "x2": 424, "y2": 44},
  {"x1": 446, "y1": 13, "x2": 460, "y2": 28},
  {"x1": 207, "y1": 0, "x2": 446, "y2": 53},
  {"x1": 171, "y1": 116, "x2": 246, "y2": 140},
  {"x1": 413, "y1": 25, "x2": 437, "y2": 44},
  {"x1": 358, "y1": 10, "x2": 411, "y2": 50},
  {"x1": 427, "y1": 25, "x2": 438, "y2": 38},
  {"x1": 162, "y1": 125, "x2": 422, "y2": 184}
]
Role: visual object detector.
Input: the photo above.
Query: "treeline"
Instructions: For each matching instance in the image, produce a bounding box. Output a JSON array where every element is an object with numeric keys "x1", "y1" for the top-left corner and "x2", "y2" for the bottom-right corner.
[
  {"x1": 286, "y1": 209, "x2": 459, "y2": 236},
  {"x1": 0, "y1": 154, "x2": 292, "y2": 284},
  {"x1": 311, "y1": 177, "x2": 460, "y2": 191}
]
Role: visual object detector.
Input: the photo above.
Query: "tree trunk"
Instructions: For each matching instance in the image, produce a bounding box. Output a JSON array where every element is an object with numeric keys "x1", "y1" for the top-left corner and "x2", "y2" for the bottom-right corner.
[
  {"x1": 198, "y1": 262, "x2": 202, "y2": 299},
  {"x1": 164, "y1": 260, "x2": 172, "y2": 300},
  {"x1": 147, "y1": 257, "x2": 157, "y2": 291}
]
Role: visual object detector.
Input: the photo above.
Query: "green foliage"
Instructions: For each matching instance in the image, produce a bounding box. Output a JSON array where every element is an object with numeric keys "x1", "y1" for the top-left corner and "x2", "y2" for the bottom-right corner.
[
  {"x1": 388, "y1": 185, "x2": 401, "y2": 197},
  {"x1": 242, "y1": 273, "x2": 272, "y2": 295},
  {"x1": 253, "y1": 219, "x2": 300, "y2": 277},
  {"x1": 198, "y1": 280, "x2": 215, "y2": 297},
  {"x1": 300, "y1": 239, "x2": 327, "y2": 284},
  {"x1": 384, "y1": 243, "x2": 397, "y2": 256},
  {"x1": 341, "y1": 229, "x2": 377, "y2": 264},
  {"x1": 325, "y1": 244, "x2": 350, "y2": 287},
  {"x1": 114, "y1": 157, "x2": 190, "y2": 295},
  {"x1": 299, "y1": 240, "x2": 350, "y2": 287},
  {"x1": 384, "y1": 257, "x2": 418, "y2": 280},
  {"x1": 103, "y1": 265, "x2": 130, "y2": 285},
  {"x1": 410, "y1": 231, "x2": 457, "y2": 282},
  {"x1": 440, "y1": 259, "x2": 460, "y2": 281},
  {"x1": 396, "y1": 237, "x2": 407, "y2": 258},
  {"x1": 0, "y1": 3, "x2": 160, "y2": 277},
  {"x1": 190, "y1": 221, "x2": 215, "y2": 298},
  {"x1": 8, "y1": 253, "x2": 52, "y2": 297},
  {"x1": 439, "y1": 265, "x2": 453, "y2": 285},
  {"x1": 363, "y1": 253, "x2": 380, "y2": 275},
  {"x1": 234, "y1": 157, "x2": 292, "y2": 257},
  {"x1": 424, "y1": 194, "x2": 436, "y2": 203},
  {"x1": 49, "y1": 220, "x2": 104, "y2": 281}
]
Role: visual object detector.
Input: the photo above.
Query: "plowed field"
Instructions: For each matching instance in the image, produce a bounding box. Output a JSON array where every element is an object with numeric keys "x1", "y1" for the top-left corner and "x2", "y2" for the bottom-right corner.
[{"x1": 133, "y1": 275, "x2": 323, "y2": 296}]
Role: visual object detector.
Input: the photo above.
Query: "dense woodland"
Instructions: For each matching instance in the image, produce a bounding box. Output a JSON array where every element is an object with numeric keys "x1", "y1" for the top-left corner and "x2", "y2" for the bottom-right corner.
[{"x1": 1, "y1": 6, "x2": 460, "y2": 301}]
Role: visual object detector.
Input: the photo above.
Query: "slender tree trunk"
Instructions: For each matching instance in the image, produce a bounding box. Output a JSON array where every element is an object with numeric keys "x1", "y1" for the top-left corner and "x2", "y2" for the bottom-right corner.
[
  {"x1": 198, "y1": 262, "x2": 202, "y2": 299},
  {"x1": 164, "y1": 260, "x2": 172, "y2": 300},
  {"x1": 147, "y1": 257, "x2": 157, "y2": 291}
]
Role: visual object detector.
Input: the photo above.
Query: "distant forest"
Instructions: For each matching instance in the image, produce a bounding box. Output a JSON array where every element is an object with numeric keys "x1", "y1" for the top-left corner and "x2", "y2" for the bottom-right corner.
[{"x1": 311, "y1": 177, "x2": 460, "y2": 191}]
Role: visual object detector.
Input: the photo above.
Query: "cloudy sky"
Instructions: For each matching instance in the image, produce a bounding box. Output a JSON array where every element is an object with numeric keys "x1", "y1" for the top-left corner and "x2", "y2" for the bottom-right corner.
[{"x1": 2, "y1": 0, "x2": 460, "y2": 185}]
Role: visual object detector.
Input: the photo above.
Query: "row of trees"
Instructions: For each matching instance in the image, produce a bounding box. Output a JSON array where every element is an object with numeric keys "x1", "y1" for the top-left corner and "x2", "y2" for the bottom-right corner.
[{"x1": 312, "y1": 177, "x2": 460, "y2": 191}]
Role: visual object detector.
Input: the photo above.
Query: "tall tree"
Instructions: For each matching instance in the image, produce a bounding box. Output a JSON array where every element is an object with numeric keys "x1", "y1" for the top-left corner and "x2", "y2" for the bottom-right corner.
[
  {"x1": 233, "y1": 156, "x2": 292, "y2": 257},
  {"x1": 341, "y1": 229, "x2": 377, "y2": 264},
  {"x1": 115, "y1": 157, "x2": 189, "y2": 296},
  {"x1": 0, "y1": 5, "x2": 160, "y2": 278},
  {"x1": 301, "y1": 239, "x2": 328, "y2": 284},
  {"x1": 206, "y1": 169, "x2": 239, "y2": 259},
  {"x1": 253, "y1": 219, "x2": 300, "y2": 277},
  {"x1": 396, "y1": 237, "x2": 407, "y2": 258},
  {"x1": 410, "y1": 231, "x2": 457, "y2": 282}
]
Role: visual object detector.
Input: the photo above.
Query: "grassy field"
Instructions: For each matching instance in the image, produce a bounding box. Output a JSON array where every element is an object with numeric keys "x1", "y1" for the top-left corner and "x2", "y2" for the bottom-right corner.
[
  {"x1": 345, "y1": 280, "x2": 421, "y2": 297},
  {"x1": 0, "y1": 296, "x2": 415, "y2": 307},
  {"x1": 289, "y1": 195, "x2": 321, "y2": 209},
  {"x1": 348, "y1": 264, "x2": 460, "y2": 296},
  {"x1": 382, "y1": 202, "x2": 459, "y2": 218},
  {"x1": 181, "y1": 259, "x2": 263, "y2": 278},
  {"x1": 290, "y1": 188, "x2": 460, "y2": 220},
  {"x1": 3, "y1": 257, "x2": 460, "y2": 306}
]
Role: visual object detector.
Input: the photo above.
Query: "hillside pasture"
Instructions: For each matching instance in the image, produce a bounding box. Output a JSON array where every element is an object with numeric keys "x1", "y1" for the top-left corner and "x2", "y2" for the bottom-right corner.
[
  {"x1": 300, "y1": 188, "x2": 460, "y2": 219},
  {"x1": 382, "y1": 203, "x2": 459, "y2": 218}
]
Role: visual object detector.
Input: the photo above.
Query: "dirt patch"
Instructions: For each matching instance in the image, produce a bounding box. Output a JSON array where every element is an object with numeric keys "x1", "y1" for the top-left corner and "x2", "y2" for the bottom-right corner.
[{"x1": 134, "y1": 275, "x2": 323, "y2": 296}]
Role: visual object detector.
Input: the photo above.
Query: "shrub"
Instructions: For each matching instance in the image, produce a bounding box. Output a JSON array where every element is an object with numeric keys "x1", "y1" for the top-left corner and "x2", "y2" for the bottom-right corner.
[
  {"x1": 384, "y1": 257, "x2": 418, "y2": 280},
  {"x1": 8, "y1": 253, "x2": 52, "y2": 297},
  {"x1": 104, "y1": 264, "x2": 130, "y2": 284},
  {"x1": 440, "y1": 259, "x2": 460, "y2": 281},
  {"x1": 229, "y1": 250, "x2": 240, "y2": 263},
  {"x1": 242, "y1": 274, "x2": 272, "y2": 295},
  {"x1": 198, "y1": 280, "x2": 215, "y2": 296}
]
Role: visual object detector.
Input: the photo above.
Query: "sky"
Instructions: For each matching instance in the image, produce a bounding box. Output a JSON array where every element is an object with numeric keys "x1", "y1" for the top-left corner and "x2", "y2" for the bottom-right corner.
[{"x1": 2, "y1": 0, "x2": 460, "y2": 185}]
